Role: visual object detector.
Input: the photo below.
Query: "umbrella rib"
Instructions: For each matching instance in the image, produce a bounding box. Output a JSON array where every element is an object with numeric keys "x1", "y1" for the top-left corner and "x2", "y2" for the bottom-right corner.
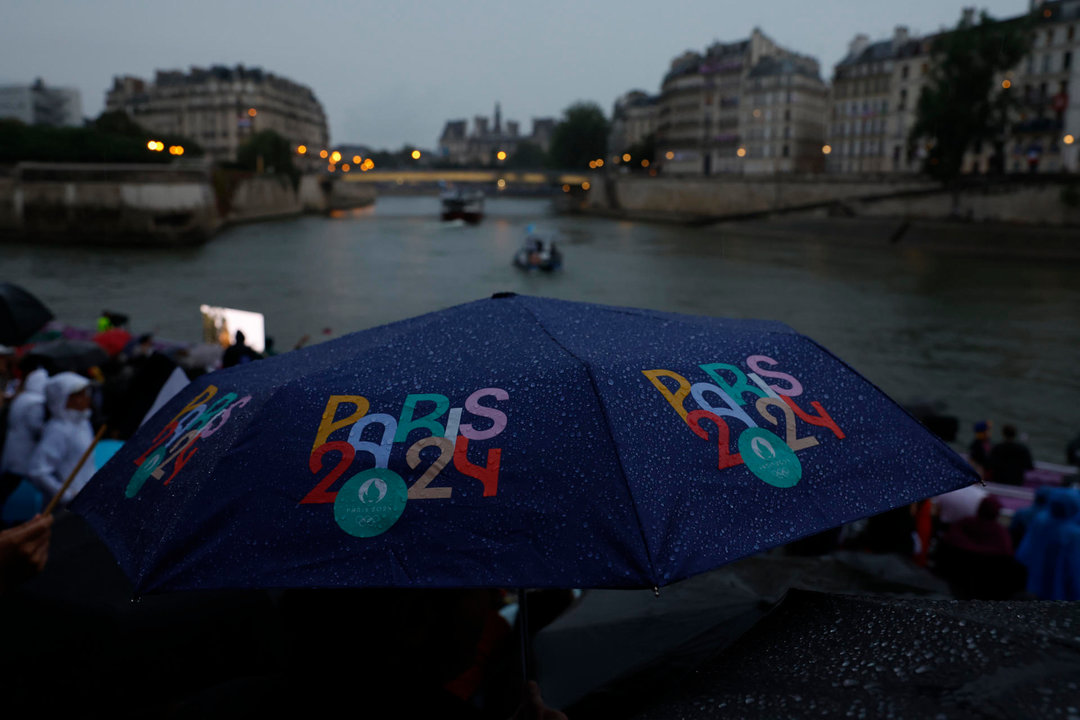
[{"x1": 515, "y1": 301, "x2": 660, "y2": 587}]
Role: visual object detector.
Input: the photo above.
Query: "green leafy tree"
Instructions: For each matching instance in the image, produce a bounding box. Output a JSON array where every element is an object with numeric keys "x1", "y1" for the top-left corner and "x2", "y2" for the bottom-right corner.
[
  {"x1": 503, "y1": 141, "x2": 548, "y2": 169},
  {"x1": 909, "y1": 11, "x2": 1032, "y2": 181},
  {"x1": 236, "y1": 130, "x2": 296, "y2": 177},
  {"x1": 548, "y1": 102, "x2": 609, "y2": 170}
]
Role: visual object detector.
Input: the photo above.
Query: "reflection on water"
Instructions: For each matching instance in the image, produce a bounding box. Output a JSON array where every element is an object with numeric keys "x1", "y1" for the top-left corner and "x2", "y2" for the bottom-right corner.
[{"x1": 4, "y1": 196, "x2": 1078, "y2": 460}]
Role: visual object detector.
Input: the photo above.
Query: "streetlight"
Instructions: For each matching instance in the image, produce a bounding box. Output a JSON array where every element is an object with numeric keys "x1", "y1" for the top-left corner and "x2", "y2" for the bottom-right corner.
[
  {"x1": 665, "y1": 151, "x2": 674, "y2": 160},
  {"x1": 1065, "y1": 134, "x2": 1076, "y2": 145},
  {"x1": 248, "y1": 108, "x2": 257, "y2": 117},
  {"x1": 736, "y1": 147, "x2": 747, "y2": 158},
  {"x1": 822, "y1": 145, "x2": 833, "y2": 155},
  {"x1": 622, "y1": 153, "x2": 631, "y2": 162},
  {"x1": 411, "y1": 149, "x2": 421, "y2": 160},
  {"x1": 596, "y1": 158, "x2": 604, "y2": 168},
  {"x1": 582, "y1": 181, "x2": 591, "y2": 191},
  {"x1": 297, "y1": 145, "x2": 307, "y2": 155},
  {"x1": 353, "y1": 155, "x2": 361, "y2": 164},
  {"x1": 496, "y1": 150, "x2": 507, "y2": 161}
]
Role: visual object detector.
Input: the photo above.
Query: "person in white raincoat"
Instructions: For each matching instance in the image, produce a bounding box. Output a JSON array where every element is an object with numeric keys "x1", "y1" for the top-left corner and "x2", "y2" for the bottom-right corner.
[
  {"x1": 27, "y1": 372, "x2": 96, "y2": 507},
  {"x1": 1, "y1": 368, "x2": 49, "y2": 481}
]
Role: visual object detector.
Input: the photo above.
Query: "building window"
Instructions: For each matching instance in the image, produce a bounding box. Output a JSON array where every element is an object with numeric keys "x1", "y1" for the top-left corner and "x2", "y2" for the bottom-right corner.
[
  {"x1": 1066, "y1": 52, "x2": 1073, "y2": 70},
  {"x1": 1043, "y1": 54, "x2": 1051, "y2": 72},
  {"x1": 782, "y1": 144, "x2": 789, "y2": 157},
  {"x1": 784, "y1": 109, "x2": 791, "y2": 121},
  {"x1": 901, "y1": 64, "x2": 909, "y2": 79},
  {"x1": 1068, "y1": 25, "x2": 1075, "y2": 41}
]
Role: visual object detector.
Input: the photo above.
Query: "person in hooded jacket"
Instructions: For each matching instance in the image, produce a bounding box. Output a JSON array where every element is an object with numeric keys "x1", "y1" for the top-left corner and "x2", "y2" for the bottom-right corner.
[
  {"x1": 27, "y1": 373, "x2": 97, "y2": 507},
  {"x1": 0, "y1": 368, "x2": 49, "y2": 519}
]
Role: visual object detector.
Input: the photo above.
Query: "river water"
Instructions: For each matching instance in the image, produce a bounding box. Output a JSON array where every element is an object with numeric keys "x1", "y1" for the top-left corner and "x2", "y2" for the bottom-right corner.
[{"x1": 4, "y1": 196, "x2": 1078, "y2": 461}]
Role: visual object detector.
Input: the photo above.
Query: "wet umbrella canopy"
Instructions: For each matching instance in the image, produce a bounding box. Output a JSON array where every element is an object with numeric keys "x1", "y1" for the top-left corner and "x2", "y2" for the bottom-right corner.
[
  {"x1": 26, "y1": 338, "x2": 109, "y2": 374},
  {"x1": 72, "y1": 294, "x2": 976, "y2": 593},
  {"x1": 627, "y1": 590, "x2": 1080, "y2": 719},
  {"x1": 0, "y1": 281, "x2": 54, "y2": 346}
]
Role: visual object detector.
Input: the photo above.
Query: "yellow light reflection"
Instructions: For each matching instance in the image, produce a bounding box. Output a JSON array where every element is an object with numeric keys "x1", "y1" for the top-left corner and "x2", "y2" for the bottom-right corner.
[
  {"x1": 328, "y1": 164, "x2": 336, "y2": 172},
  {"x1": 622, "y1": 153, "x2": 631, "y2": 162},
  {"x1": 330, "y1": 151, "x2": 342, "y2": 163},
  {"x1": 353, "y1": 155, "x2": 361, "y2": 164},
  {"x1": 641, "y1": 159, "x2": 650, "y2": 167},
  {"x1": 736, "y1": 147, "x2": 747, "y2": 158},
  {"x1": 298, "y1": 145, "x2": 308, "y2": 154},
  {"x1": 496, "y1": 178, "x2": 506, "y2": 189},
  {"x1": 248, "y1": 108, "x2": 257, "y2": 117},
  {"x1": 320, "y1": 149, "x2": 328, "y2": 159},
  {"x1": 1065, "y1": 134, "x2": 1076, "y2": 145},
  {"x1": 411, "y1": 150, "x2": 421, "y2": 159},
  {"x1": 342, "y1": 163, "x2": 350, "y2": 172},
  {"x1": 496, "y1": 150, "x2": 507, "y2": 161},
  {"x1": 596, "y1": 159, "x2": 604, "y2": 167},
  {"x1": 562, "y1": 184, "x2": 570, "y2": 192},
  {"x1": 588, "y1": 160, "x2": 596, "y2": 169},
  {"x1": 665, "y1": 151, "x2": 674, "y2": 160},
  {"x1": 822, "y1": 145, "x2": 833, "y2": 155},
  {"x1": 582, "y1": 181, "x2": 591, "y2": 190},
  {"x1": 147, "y1": 140, "x2": 157, "y2": 150},
  {"x1": 1001, "y1": 80, "x2": 1011, "y2": 89}
]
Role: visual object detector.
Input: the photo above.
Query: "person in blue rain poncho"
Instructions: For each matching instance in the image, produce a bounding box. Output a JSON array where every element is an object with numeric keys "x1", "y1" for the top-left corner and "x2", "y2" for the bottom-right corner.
[
  {"x1": 27, "y1": 373, "x2": 97, "y2": 507},
  {"x1": 0, "y1": 368, "x2": 49, "y2": 522},
  {"x1": 1016, "y1": 488, "x2": 1080, "y2": 600}
]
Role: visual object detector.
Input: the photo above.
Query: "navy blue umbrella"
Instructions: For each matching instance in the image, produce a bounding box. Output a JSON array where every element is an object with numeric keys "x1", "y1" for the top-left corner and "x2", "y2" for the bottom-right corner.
[{"x1": 72, "y1": 294, "x2": 975, "y2": 594}]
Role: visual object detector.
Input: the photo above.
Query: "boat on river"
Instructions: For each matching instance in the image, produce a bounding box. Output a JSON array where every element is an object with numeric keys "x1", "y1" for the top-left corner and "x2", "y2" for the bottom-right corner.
[
  {"x1": 441, "y1": 190, "x2": 484, "y2": 223},
  {"x1": 513, "y1": 228, "x2": 562, "y2": 272}
]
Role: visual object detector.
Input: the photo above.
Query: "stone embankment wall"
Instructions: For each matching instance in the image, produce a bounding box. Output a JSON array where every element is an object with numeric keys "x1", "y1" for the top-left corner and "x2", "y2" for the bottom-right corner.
[
  {"x1": 0, "y1": 163, "x2": 375, "y2": 245},
  {"x1": 585, "y1": 175, "x2": 1080, "y2": 226}
]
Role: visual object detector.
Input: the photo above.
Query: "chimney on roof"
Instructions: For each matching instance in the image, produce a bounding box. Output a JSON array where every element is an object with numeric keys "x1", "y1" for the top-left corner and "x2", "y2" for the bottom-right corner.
[
  {"x1": 848, "y1": 34, "x2": 870, "y2": 59},
  {"x1": 892, "y1": 26, "x2": 910, "y2": 50}
]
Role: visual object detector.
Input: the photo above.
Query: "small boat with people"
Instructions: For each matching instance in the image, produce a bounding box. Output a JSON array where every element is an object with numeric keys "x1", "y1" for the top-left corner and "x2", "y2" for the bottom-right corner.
[
  {"x1": 513, "y1": 226, "x2": 563, "y2": 272},
  {"x1": 440, "y1": 189, "x2": 485, "y2": 223}
]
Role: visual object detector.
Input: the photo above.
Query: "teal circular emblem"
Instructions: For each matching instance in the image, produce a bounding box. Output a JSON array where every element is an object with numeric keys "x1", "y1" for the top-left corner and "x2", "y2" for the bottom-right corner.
[
  {"x1": 126, "y1": 445, "x2": 167, "y2": 498},
  {"x1": 334, "y1": 468, "x2": 408, "y2": 538},
  {"x1": 738, "y1": 428, "x2": 802, "y2": 488}
]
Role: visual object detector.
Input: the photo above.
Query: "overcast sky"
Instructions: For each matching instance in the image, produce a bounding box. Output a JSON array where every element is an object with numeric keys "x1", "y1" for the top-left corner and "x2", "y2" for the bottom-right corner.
[{"x1": 3, "y1": 0, "x2": 1023, "y2": 150}]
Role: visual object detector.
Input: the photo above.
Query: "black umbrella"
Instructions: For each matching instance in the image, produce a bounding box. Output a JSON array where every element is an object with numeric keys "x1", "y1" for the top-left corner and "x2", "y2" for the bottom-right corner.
[
  {"x1": 25, "y1": 339, "x2": 108, "y2": 374},
  {"x1": 627, "y1": 589, "x2": 1080, "y2": 719},
  {"x1": 0, "y1": 282, "x2": 54, "y2": 346}
]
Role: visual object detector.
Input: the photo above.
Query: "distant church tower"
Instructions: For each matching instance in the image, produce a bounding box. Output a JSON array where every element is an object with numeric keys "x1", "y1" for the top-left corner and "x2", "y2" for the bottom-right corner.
[{"x1": 494, "y1": 102, "x2": 502, "y2": 135}]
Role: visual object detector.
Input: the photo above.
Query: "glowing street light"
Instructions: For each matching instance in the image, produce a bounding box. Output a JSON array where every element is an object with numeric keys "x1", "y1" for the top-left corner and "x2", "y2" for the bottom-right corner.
[
  {"x1": 327, "y1": 164, "x2": 336, "y2": 172},
  {"x1": 411, "y1": 149, "x2": 422, "y2": 160},
  {"x1": 622, "y1": 153, "x2": 631, "y2": 162},
  {"x1": 297, "y1": 145, "x2": 308, "y2": 155},
  {"x1": 582, "y1": 181, "x2": 591, "y2": 191},
  {"x1": 596, "y1": 158, "x2": 604, "y2": 168},
  {"x1": 496, "y1": 178, "x2": 506, "y2": 189},
  {"x1": 1064, "y1": 134, "x2": 1076, "y2": 145},
  {"x1": 496, "y1": 150, "x2": 507, "y2": 161},
  {"x1": 353, "y1": 155, "x2": 361, "y2": 164},
  {"x1": 168, "y1": 145, "x2": 185, "y2": 156},
  {"x1": 641, "y1": 159, "x2": 650, "y2": 168},
  {"x1": 822, "y1": 145, "x2": 833, "y2": 155},
  {"x1": 736, "y1": 147, "x2": 747, "y2": 158},
  {"x1": 342, "y1": 164, "x2": 350, "y2": 172},
  {"x1": 330, "y1": 151, "x2": 342, "y2": 163},
  {"x1": 247, "y1": 108, "x2": 257, "y2": 117},
  {"x1": 665, "y1": 151, "x2": 674, "y2": 160},
  {"x1": 562, "y1": 184, "x2": 570, "y2": 192},
  {"x1": 320, "y1": 149, "x2": 329, "y2": 159},
  {"x1": 589, "y1": 160, "x2": 597, "y2": 169},
  {"x1": 1001, "y1": 80, "x2": 1012, "y2": 89}
]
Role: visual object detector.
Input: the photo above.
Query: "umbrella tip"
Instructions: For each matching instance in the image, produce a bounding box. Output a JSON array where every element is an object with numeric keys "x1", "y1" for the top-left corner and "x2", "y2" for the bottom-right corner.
[{"x1": 491, "y1": 292, "x2": 517, "y2": 299}]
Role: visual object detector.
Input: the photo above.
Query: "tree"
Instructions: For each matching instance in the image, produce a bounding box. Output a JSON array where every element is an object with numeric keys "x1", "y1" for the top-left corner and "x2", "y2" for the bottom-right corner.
[
  {"x1": 237, "y1": 130, "x2": 296, "y2": 180},
  {"x1": 503, "y1": 141, "x2": 548, "y2": 169},
  {"x1": 548, "y1": 102, "x2": 609, "y2": 170},
  {"x1": 909, "y1": 11, "x2": 1032, "y2": 181}
]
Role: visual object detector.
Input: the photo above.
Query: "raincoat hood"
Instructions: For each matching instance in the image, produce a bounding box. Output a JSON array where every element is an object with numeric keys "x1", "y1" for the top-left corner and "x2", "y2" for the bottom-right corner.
[
  {"x1": 45, "y1": 372, "x2": 90, "y2": 417},
  {"x1": 22, "y1": 367, "x2": 48, "y2": 396}
]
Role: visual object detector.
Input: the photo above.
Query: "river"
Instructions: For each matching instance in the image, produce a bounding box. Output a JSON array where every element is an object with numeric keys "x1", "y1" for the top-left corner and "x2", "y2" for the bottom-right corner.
[{"x1": 4, "y1": 195, "x2": 1078, "y2": 462}]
